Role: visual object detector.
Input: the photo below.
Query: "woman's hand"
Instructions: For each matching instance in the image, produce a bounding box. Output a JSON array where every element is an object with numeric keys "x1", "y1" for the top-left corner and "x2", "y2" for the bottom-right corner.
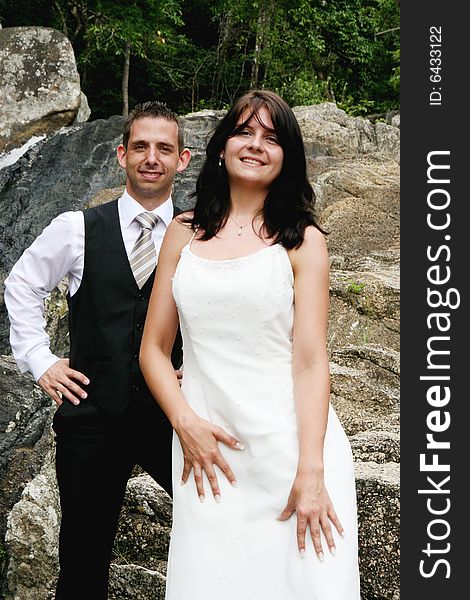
[
  {"x1": 175, "y1": 410, "x2": 244, "y2": 502},
  {"x1": 278, "y1": 471, "x2": 344, "y2": 560}
]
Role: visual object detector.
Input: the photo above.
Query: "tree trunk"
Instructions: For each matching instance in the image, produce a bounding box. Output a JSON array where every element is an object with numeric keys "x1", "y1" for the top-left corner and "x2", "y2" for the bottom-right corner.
[
  {"x1": 122, "y1": 41, "x2": 131, "y2": 118},
  {"x1": 250, "y1": 8, "x2": 264, "y2": 88},
  {"x1": 250, "y1": 0, "x2": 273, "y2": 89}
]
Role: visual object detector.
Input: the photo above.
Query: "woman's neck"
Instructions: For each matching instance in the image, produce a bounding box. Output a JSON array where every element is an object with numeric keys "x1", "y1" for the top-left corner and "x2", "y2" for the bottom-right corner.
[{"x1": 228, "y1": 186, "x2": 267, "y2": 220}]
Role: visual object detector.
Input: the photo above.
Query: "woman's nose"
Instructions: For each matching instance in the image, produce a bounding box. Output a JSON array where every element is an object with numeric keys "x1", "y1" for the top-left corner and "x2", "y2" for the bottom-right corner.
[{"x1": 247, "y1": 135, "x2": 263, "y2": 151}]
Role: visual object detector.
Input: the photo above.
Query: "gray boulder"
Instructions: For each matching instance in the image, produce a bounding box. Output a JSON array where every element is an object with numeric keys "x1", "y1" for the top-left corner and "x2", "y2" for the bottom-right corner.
[
  {"x1": 0, "y1": 27, "x2": 82, "y2": 153},
  {"x1": 4, "y1": 448, "x2": 59, "y2": 600},
  {"x1": 73, "y1": 91, "x2": 91, "y2": 124},
  {"x1": 355, "y1": 462, "x2": 400, "y2": 600},
  {"x1": 0, "y1": 355, "x2": 54, "y2": 596},
  {"x1": 0, "y1": 116, "x2": 126, "y2": 352},
  {"x1": 294, "y1": 103, "x2": 400, "y2": 163},
  {"x1": 0, "y1": 356, "x2": 53, "y2": 540},
  {"x1": 4, "y1": 463, "x2": 170, "y2": 600}
]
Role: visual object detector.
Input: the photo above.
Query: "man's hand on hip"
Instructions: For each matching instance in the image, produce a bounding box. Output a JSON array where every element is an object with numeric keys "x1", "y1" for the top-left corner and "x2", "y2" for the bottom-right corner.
[{"x1": 38, "y1": 358, "x2": 90, "y2": 406}]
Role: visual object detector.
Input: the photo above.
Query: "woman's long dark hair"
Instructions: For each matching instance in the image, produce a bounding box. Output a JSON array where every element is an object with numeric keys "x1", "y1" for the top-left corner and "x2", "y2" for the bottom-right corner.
[{"x1": 186, "y1": 90, "x2": 325, "y2": 249}]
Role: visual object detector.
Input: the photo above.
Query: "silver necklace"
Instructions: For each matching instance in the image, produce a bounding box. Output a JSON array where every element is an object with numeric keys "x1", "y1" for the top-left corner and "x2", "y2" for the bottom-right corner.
[{"x1": 229, "y1": 214, "x2": 253, "y2": 236}]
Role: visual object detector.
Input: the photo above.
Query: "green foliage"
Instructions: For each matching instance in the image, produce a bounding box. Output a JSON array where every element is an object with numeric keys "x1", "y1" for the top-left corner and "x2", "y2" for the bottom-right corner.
[
  {"x1": 0, "y1": 0, "x2": 400, "y2": 118},
  {"x1": 81, "y1": 0, "x2": 182, "y2": 61},
  {"x1": 347, "y1": 280, "x2": 366, "y2": 295}
]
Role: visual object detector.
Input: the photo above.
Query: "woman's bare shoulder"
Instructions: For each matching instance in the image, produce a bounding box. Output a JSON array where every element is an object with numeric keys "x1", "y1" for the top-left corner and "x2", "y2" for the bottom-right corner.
[
  {"x1": 288, "y1": 225, "x2": 328, "y2": 267},
  {"x1": 163, "y1": 211, "x2": 195, "y2": 252}
]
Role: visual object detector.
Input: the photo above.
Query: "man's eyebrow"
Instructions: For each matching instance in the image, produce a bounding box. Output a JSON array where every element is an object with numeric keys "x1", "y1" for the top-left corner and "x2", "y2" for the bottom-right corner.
[{"x1": 130, "y1": 139, "x2": 176, "y2": 149}]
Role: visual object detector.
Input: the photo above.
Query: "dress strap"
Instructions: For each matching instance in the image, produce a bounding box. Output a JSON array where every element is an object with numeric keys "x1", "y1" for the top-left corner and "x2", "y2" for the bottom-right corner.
[{"x1": 188, "y1": 227, "x2": 199, "y2": 250}]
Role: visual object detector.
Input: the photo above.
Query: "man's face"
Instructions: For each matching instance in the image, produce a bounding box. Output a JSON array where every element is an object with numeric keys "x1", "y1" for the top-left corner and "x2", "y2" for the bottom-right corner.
[{"x1": 117, "y1": 116, "x2": 190, "y2": 207}]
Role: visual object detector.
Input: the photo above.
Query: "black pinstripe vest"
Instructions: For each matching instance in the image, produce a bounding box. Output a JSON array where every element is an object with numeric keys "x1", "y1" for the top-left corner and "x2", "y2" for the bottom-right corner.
[{"x1": 67, "y1": 199, "x2": 182, "y2": 417}]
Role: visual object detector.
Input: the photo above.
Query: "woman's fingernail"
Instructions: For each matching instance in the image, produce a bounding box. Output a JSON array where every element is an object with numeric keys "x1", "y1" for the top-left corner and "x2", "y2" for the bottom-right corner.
[
  {"x1": 199, "y1": 495, "x2": 205, "y2": 503},
  {"x1": 299, "y1": 549, "x2": 305, "y2": 558},
  {"x1": 81, "y1": 392, "x2": 87, "y2": 399},
  {"x1": 331, "y1": 546, "x2": 336, "y2": 556},
  {"x1": 234, "y1": 442, "x2": 245, "y2": 450},
  {"x1": 231, "y1": 480, "x2": 238, "y2": 488},
  {"x1": 84, "y1": 378, "x2": 90, "y2": 385},
  {"x1": 214, "y1": 494, "x2": 221, "y2": 503},
  {"x1": 318, "y1": 552, "x2": 324, "y2": 562}
]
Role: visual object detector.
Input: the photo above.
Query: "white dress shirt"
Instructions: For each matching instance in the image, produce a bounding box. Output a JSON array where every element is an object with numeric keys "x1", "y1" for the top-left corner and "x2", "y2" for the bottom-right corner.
[{"x1": 4, "y1": 190, "x2": 175, "y2": 381}]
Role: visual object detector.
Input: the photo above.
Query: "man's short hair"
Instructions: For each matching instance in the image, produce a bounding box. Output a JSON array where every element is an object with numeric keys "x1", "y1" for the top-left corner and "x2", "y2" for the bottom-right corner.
[{"x1": 123, "y1": 101, "x2": 185, "y2": 151}]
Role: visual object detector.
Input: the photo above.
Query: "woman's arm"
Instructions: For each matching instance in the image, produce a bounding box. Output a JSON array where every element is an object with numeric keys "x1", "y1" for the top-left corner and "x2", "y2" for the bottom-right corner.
[
  {"x1": 140, "y1": 218, "x2": 242, "y2": 501},
  {"x1": 279, "y1": 225, "x2": 344, "y2": 558}
]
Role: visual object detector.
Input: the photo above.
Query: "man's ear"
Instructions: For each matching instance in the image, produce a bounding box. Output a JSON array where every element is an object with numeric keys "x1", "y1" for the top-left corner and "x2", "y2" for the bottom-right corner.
[
  {"x1": 117, "y1": 144, "x2": 127, "y2": 169},
  {"x1": 177, "y1": 148, "x2": 191, "y2": 173}
]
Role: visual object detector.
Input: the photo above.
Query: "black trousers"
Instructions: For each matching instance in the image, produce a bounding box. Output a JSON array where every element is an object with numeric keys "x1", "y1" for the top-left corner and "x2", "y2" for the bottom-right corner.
[{"x1": 52, "y1": 395, "x2": 172, "y2": 600}]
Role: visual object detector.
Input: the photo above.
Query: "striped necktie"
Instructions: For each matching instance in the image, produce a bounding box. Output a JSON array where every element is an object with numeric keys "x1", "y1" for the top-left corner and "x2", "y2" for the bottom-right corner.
[{"x1": 130, "y1": 212, "x2": 159, "y2": 288}]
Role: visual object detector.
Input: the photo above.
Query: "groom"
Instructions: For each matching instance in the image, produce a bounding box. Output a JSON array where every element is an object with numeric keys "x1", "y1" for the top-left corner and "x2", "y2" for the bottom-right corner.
[{"x1": 4, "y1": 102, "x2": 190, "y2": 599}]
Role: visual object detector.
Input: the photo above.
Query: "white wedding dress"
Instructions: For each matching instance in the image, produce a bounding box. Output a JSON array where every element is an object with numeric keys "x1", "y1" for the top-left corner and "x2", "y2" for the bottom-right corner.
[{"x1": 167, "y1": 241, "x2": 361, "y2": 600}]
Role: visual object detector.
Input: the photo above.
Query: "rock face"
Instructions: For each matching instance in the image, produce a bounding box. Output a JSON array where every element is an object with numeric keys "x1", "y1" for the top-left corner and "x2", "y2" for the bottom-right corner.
[
  {"x1": 0, "y1": 355, "x2": 54, "y2": 592},
  {"x1": 0, "y1": 103, "x2": 399, "y2": 600},
  {"x1": 355, "y1": 462, "x2": 400, "y2": 600},
  {"x1": 4, "y1": 460, "x2": 170, "y2": 600},
  {"x1": 0, "y1": 27, "x2": 83, "y2": 153},
  {"x1": 4, "y1": 448, "x2": 59, "y2": 600},
  {"x1": 0, "y1": 116, "x2": 126, "y2": 352}
]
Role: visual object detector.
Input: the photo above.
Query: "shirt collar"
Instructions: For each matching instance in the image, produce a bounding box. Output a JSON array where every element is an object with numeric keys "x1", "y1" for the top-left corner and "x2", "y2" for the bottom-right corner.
[{"x1": 119, "y1": 189, "x2": 174, "y2": 228}]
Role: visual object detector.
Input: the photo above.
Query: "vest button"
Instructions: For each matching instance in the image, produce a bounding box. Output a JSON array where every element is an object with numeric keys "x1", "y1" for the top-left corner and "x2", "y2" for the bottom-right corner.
[
  {"x1": 132, "y1": 384, "x2": 140, "y2": 392},
  {"x1": 136, "y1": 323, "x2": 143, "y2": 331},
  {"x1": 138, "y1": 293, "x2": 146, "y2": 301},
  {"x1": 133, "y1": 353, "x2": 139, "y2": 360}
]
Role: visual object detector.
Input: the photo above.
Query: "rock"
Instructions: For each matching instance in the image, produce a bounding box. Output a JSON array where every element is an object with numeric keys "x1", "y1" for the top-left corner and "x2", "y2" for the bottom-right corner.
[
  {"x1": 355, "y1": 462, "x2": 400, "y2": 600},
  {"x1": 4, "y1": 448, "x2": 59, "y2": 600},
  {"x1": 113, "y1": 475, "x2": 172, "y2": 571},
  {"x1": 176, "y1": 110, "x2": 225, "y2": 210},
  {"x1": 109, "y1": 564, "x2": 166, "y2": 600},
  {"x1": 330, "y1": 343, "x2": 400, "y2": 436},
  {"x1": 0, "y1": 27, "x2": 81, "y2": 153},
  {"x1": 0, "y1": 116, "x2": 126, "y2": 352},
  {"x1": 0, "y1": 355, "x2": 53, "y2": 547},
  {"x1": 312, "y1": 155, "x2": 400, "y2": 269},
  {"x1": 4, "y1": 463, "x2": 171, "y2": 600},
  {"x1": 293, "y1": 103, "x2": 400, "y2": 163},
  {"x1": 350, "y1": 430, "x2": 400, "y2": 464},
  {"x1": 73, "y1": 91, "x2": 91, "y2": 124}
]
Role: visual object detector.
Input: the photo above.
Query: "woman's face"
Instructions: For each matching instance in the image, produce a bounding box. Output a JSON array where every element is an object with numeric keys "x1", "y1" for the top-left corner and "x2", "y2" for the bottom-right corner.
[{"x1": 222, "y1": 106, "x2": 284, "y2": 192}]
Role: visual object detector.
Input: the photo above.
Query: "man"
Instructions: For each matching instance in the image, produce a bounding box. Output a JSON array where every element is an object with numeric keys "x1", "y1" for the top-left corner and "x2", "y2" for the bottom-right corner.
[{"x1": 4, "y1": 101, "x2": 191, "y2": 599}]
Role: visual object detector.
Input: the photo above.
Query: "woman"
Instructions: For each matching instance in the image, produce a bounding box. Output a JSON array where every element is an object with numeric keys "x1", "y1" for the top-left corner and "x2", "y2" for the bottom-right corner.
[{"x1": 140, "y1": 90, "x2": 360, "y2": 599}]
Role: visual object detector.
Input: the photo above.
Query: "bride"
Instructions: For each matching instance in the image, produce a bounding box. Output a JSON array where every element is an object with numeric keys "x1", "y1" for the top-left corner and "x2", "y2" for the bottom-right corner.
[{"x1": 140, "y1": 89, "x2": 360, "y2": 599}]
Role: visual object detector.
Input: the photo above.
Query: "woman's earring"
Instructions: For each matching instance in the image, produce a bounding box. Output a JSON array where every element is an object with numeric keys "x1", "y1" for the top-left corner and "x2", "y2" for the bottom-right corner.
[{"x1": 218, "y1": 155, "x2": 224, "y2": 168}]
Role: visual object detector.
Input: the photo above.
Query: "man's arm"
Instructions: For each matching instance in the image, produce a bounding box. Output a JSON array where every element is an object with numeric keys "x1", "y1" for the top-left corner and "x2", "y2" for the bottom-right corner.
[{"x1": 4, "y1": 211, "x2": 89, "y2": 406}]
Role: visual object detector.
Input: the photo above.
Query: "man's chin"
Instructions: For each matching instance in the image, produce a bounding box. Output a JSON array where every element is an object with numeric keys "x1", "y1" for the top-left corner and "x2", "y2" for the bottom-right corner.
[{"x1": 129, "y1": 183, "x2": 172, "y2": 203}]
